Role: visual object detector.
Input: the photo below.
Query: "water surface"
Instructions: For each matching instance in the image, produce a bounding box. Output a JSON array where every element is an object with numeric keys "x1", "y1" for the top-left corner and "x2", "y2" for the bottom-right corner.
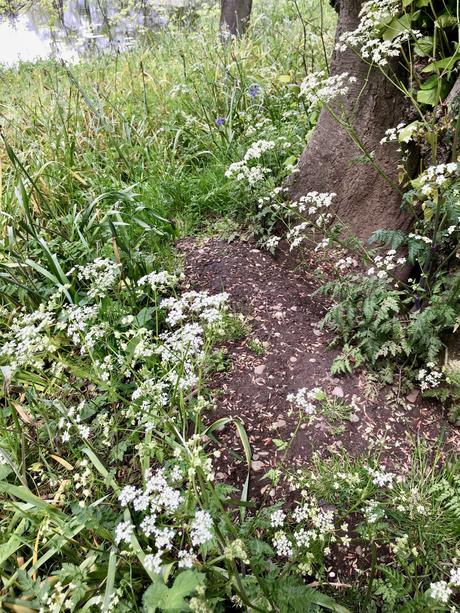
[{"x1": 0, "y1": 0, "x2": 194, "y2": 67}]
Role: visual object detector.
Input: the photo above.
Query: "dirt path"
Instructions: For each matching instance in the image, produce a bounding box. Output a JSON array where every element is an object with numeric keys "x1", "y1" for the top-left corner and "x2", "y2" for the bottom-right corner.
[{"x1": 178, "y1": 237, "x2": 459, "y2": 497}]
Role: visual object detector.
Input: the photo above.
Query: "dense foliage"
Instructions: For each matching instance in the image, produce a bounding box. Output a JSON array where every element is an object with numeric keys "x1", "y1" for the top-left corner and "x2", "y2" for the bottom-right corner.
[{"x1": 0, "y1": 1, "x2": 459, "y2": 612}]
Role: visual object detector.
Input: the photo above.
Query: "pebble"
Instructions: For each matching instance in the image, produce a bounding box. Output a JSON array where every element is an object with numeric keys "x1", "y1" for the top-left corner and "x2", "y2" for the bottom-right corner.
[
  {"x1": 251, "y1": 461, "x2": 265, "y2": 472},
  {"x1": 349, "y1": 414, "x2": 360, "y2": 423},
  {"x1": 254, "y1": 364, "x2": 266, "y2": 375},
  {"x1": 406, "y1": 389, "x2": 419, "y2": 403}
]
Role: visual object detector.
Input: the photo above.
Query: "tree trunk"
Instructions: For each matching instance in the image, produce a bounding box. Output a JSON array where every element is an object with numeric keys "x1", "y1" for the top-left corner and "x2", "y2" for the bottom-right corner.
[
  {"x1": 285, "y1": 0, "x2": 412, "y2": 242},
  {"x1": 220, "y1": 0, "x2": 252, "y2": 38}
]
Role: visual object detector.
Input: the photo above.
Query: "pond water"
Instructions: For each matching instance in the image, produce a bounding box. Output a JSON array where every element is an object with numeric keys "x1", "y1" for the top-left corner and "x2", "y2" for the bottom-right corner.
[{"x1": 0, "y1": 0, "x2": 196, "y2": 67}]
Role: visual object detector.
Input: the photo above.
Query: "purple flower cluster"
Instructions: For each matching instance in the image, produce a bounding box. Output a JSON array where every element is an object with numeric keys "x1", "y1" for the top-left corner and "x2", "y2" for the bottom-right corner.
[{"x1": 248, "y1": 84, "x2": 261, "y2": 98}]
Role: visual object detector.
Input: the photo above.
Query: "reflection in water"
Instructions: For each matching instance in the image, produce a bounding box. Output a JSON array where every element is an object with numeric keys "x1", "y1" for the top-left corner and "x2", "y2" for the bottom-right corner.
[{"x1": 0, "y1": 0, "x2": 194, "y2": 66}]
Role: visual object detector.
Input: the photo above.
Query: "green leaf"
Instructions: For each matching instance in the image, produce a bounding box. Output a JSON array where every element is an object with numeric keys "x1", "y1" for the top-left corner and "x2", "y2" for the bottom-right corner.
[
  {"x1": 397, "y1": 121, "x2": 422, "y2": 143},
  {"x1": 273, "y1": 438, "x2": 288, "y2": 451},
  {"x1": 382, "y1": 13, "x2": 413, "y2": 40},
  {"x1": 102, "y1": 548, "x2": 118, "y2": 613},
  {"x1": 416, "y1": 87, "x2": 440, "y2": 106},
  {"x1": 135, "y1": 307, "x2": 154, "y2": 327},
  {"x1": 0, "y1": 482, "x2": 63, "y2": 515},
  {"x1": 143, "y1": 571, "x2": 205, "y2": 612},
  {"x1": 0, "y1": 534, "x2": 23, "y2": 566},
  {"x1": 421, "y1": 54, "x2": 460, "y2": 74},
  {"x1": 414, "y1": 36, "x2": 433, "y2": 57},
  {"x1": 233, "y1": 417, "x2": 252, "y2": 519},
  {"x1": 143, "y1": 579, "x2": 169, "y2": 612},
  {"x1": 310, "y1": 590, "x2": 351, "y2": 612},
  {"x1": 436, "y1": 14, "x2": 458, "y2": 29}
]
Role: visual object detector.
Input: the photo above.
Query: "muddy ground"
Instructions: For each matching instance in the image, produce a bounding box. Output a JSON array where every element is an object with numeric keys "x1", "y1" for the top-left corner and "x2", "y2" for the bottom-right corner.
[{"x1": 178, "y1": 237, "x2": 459, "y2": 498}]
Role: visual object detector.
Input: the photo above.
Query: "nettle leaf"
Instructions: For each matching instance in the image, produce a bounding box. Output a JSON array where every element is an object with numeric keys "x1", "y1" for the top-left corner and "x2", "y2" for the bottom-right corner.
[
  {"x1": 416, "y1": 75, "x2": 449, "y2": 106},
  {"x1": 143, "y1": 571, "x2": 206, "y2": 612},
  {"x1": 414, "y1": 36, "x2": 433, "y2": 57},
  {"x1": 143, "y1": 579, "x2": 169, "y2": 612},
  {"x1": 436, "y1": 13, "x2": 459, "y2": 29},
  {"x1": 382, "y1": 13, "x2": 413, "y2": 41},
  {"x1": 421, "y1": 54, "x2": 460, "y2": 75}
]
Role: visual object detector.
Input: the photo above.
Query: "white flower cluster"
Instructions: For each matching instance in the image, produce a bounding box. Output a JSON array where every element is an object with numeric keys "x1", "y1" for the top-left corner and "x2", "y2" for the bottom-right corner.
[
  {"x1": 137, "y1": 270, "x2": 180, "y2": 293},
  {"x1": 380, "y1": 122, "x2": 407, "y2": 144},
  {"x1": 367, "y1": 249, "x2": 406, "y2": 279},
  {"x1": 300, "y1": 71, "x2": 357, "y2": 107},
  {"x1": 417, "y1": 362, "x2": 443, "y2": 391},
  {"x1": 0, "y1": 308, "x2": 55, "y2": 373},
  {"x1": 72, "y1": 258, "x2": 121, "y2": 299},
  {"x1": 244, "y1": 139, "x2": 277, "y2": 161},
  {"x1": 117, "y1": 468, "x2": 213, "y2": 574},
  {"x1": 408, "y1": 232, "x2": 432, "y2": 245},
  {"x1": 153, "y1": 291, "x2": 229, "y2": 392},
  {"x1": 419, "y1": 162, "x2": 458, "y2": 195},
  {"x1": 273, "y1": 531, "x2": 293, "y2": 557},
  {"x1": 287, "y1": 192, "x2": 336, "y2": 249},
  {"x1": 225, "y1": 139, "x2": 276, "y2": 186},
  {"x1": 270, "y1": 509, "x2": 286, "y2": 527},
  {"x1": 286, "y1": 387, "x2": 322, "y2": 415},
  {"x1": 363, "y1": 499, "x2": 385, "y2": 524},
  {"x1": 337, "y1": 0, "x2": 420, "y2": 67},
  {"x1": 131, "y1": 378, "x2": 169, "y2": 405},
  {"x1": 271, "y1": 497, "x2": 339, "y2": 560},
  {"x1": 161, "y1": 291, "x2": 228, "y2": 328},
  {"x1": 60, "y1": 304, "x2": 107, "y2": 355},
  {"x1": 58, "y1": 401, "x2": 90, "y2": 442},
  {"x1": 367, "y1": 465, "x2": 395, "y2": 488},
  {"x1": 336, "y1": 256, "x2": 358, "y2": 271},
  {"x1": 287, "y1": 222, "x2": 310, "y2": 249},
  {"x1": 290, "y1": 191, "x2": 335, "y2": 214},
  {"x1": 429, "y1": 572, "x2": 460, "y2": 605},
  {"x1": 190, "y1": 510, "x2": 214, "y2": 547},
  {"x1": 361, "y1": 32, "x2": 418, "y2": 66},
  {"x1": 446, "y1": 219, "x2": 460, "y2": 236}
]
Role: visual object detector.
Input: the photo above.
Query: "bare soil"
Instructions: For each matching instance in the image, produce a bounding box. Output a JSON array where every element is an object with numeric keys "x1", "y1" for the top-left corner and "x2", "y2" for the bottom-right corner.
[{"x1": 178, "y1": 237, "x2": 460, "y2": 499}]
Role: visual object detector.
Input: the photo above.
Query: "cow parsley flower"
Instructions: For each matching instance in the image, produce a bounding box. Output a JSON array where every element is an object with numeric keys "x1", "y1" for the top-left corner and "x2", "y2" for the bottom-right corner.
[
  {"x1": 115, "y1": 520, "x2": 134, "y2": 545},
  {"x1": 286, "y1": 387, "x2": 318, "y2": 414},
  {"x1": 300, "y1": 71, "x2": 357, "y2": 107},
  {"x1": 429, "y1": 580, "x2": 452, "y2": 604},
  {"x1": 137, "y1": 270, "x2": 180, "y2": 293},
  {"x1": 0, "y1": 308, "x2": 55, "y2": 373},
  {"x1": 367, "y1": 465, "x2": 395, "y2": 488},
  {"x1": 367, "y1": 249, "x2": 406, "y2": 279},
  {"x1": 338, "y1": 0, "x2": 421, "y2": 67},
  {"x1": 272, "y1": 531, "x2": 293, "y2": 557},
  {"x1": 190, "y1": 510, "x2": 213, "y2": 547},
  {"x1": 417, "y1": 362, "x2": 443, "y2": 391},
  {"x1": 72, "y1": 258, "x2": 121, "y2": 299},
  {"x1": 270, "y1": 509, "x2": 286, "y2": 527},
  {"x1": 449, "y1": 567, "x2": 460, "y2": 587},
  {"x1": 144, "y1": 552, "x2": 163, "y2": 574},
  {"x1": 178, "y1": 549, "x2": 197, "y2": 568}
]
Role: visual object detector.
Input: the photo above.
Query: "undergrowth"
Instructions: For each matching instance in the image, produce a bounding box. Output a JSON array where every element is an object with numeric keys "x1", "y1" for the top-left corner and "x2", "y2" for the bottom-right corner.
[{"x1": 0, "y1": 1, "x2": 459, "y2": 611}]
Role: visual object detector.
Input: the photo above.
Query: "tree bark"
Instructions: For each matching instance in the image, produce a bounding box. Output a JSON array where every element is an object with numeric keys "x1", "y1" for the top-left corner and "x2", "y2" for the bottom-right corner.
[
  {"x1": 220, "y1": 0, "x2": 252, "y2": 38},
  {"x1": 285, "y1": 0, "x2": 412, "y2": 241}
]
